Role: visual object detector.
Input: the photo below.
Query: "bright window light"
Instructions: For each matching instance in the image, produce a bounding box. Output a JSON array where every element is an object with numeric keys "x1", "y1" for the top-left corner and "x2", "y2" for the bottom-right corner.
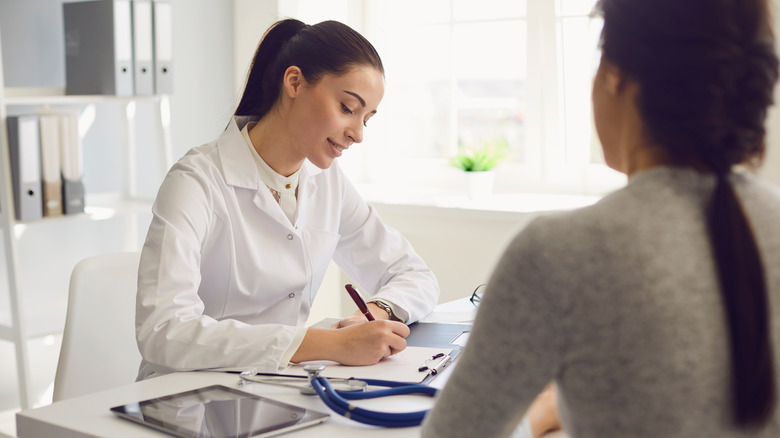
[{"x1": 280, "y1": 0, "x2": 625, "y2": 196}]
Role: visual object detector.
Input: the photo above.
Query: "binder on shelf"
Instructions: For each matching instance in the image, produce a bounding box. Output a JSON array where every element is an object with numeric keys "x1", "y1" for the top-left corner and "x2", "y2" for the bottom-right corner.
[
  {"x1": 132, "y1": 0, "x2": 154, "y2": 95},
  {"x1": 6, "y1": 115, "x2": 43, "y2": 222},
  {"x1": 37, "y1": 114, "x2": 64, "y2": 217},
  {"x1": 63, "y1": 0, "x2": 134, "y2": 96},
  {"x1": 152, "y1": 0, "x2": 173, "y2": 94},
  {"x1": 59, "y1": 111, "x2": 86, "y2": 215}
]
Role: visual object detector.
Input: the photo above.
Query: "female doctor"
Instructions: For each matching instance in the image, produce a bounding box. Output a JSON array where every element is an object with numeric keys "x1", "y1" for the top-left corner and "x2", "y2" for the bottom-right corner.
[{"x1": 135, "y1": 18, "x2": 439, "y2": 380}]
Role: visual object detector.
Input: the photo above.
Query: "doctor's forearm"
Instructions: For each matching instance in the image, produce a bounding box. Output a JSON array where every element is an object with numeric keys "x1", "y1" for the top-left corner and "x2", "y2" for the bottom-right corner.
[{"x1": 292, "y1": 321, "x2": 410, "y2": 366}]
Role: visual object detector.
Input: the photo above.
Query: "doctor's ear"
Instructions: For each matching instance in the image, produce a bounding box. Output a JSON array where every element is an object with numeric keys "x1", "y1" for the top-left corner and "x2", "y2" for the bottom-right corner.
[{"x1": 282, "y1": 66, "x2": 305, "y2": 98}]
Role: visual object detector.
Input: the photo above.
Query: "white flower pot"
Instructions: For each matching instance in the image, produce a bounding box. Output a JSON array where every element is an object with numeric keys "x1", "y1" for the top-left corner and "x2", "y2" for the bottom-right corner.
[{"x1": 465, "y1": 170, "x2": 495, "y2": 200}]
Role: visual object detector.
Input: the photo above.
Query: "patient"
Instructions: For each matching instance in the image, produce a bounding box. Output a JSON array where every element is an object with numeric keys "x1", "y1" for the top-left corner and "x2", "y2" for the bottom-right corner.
[{"x1": 423, "y1": 0, "x2": 780, "y2": 436}]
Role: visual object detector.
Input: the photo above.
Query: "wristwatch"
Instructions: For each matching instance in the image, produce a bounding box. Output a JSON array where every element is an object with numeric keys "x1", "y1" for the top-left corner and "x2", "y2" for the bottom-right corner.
[{"x1": 369, "y1": 299, "x2": 400, "y2": 321}]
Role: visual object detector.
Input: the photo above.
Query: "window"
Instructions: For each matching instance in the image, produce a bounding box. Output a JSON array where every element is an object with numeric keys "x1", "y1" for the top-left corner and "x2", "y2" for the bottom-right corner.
[{"x1": 279, "y1": 0, "x2": 625, "y2": 195}]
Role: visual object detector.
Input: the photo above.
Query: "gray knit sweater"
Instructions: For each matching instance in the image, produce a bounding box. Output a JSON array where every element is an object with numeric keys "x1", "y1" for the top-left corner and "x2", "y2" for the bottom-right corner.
[{"x1": 422, "y1": 167, "x2": 780, "y2": 438}]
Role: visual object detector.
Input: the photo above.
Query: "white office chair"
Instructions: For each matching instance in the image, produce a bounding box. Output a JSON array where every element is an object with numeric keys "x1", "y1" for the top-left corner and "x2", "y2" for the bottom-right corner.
[{"x1": 53, "y1": 251, "x2": 142, "y2": 401}]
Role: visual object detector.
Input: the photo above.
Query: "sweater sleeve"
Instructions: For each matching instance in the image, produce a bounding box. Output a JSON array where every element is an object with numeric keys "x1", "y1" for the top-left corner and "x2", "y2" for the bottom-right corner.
[{"x1": 421, "y1": 219, "x2": 566, "y2": 437}]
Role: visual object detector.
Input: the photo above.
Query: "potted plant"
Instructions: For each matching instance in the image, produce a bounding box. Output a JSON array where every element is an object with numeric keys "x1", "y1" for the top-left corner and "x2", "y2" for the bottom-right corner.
[{"x1": 450, "y1": 139, "x2": 509, "y2": 199}]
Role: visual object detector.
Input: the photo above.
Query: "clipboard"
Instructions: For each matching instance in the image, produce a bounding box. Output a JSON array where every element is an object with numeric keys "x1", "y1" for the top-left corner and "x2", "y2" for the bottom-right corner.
[
  {"x1": 406, "y1": 322, "x2": 470, "y2": 349},
  {"x1": 406, "y1": 322, "x2": 469, "y2": 383},
  {"x1": 307, "y1": 319, "x2": 470, "y2": 384}
]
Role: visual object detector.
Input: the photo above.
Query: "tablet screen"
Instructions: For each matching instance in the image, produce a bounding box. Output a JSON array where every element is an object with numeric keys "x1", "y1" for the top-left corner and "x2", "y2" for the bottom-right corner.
[{"x1": 110, "y1": 384, "x2": 329, "y2": 438}]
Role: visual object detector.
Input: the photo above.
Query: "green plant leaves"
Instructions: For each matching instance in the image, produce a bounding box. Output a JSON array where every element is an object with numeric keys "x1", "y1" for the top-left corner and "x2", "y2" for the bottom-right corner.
[{"x1": 450, "y1": 140, "x2": 509, "y2": 172}]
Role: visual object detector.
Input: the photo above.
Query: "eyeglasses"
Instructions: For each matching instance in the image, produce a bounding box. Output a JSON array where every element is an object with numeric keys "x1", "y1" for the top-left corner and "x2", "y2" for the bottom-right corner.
[{"x1": 470, "y1": 283, "x2": 487, "y2": 307}]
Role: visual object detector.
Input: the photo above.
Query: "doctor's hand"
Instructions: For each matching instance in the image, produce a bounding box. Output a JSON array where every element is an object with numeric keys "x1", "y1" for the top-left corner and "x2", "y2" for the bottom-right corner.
[
  {"x1": 292, "y1": 321, "x2": 410, "y2": 366},
  {"x1": 333, "y1": 320, "x2": 410, "y2": 365},
  {"x1": 335, "y1": 303, "x2": 393, "y2": 328}
]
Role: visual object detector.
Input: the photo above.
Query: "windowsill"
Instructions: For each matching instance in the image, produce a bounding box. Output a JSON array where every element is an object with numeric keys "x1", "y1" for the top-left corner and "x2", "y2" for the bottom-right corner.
[
  {"x1": 342, "y1": 157, "x2": 625, "y2": 215},
  {"x1": 356, "y1": 183, "x2": 602, "y2": 215}
]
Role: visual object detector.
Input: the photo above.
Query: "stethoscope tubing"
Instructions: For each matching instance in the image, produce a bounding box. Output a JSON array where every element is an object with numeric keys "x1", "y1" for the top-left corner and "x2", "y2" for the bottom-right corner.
[
  {"x1": 337, "y1": 378, "x2": 437, "y2": 399},
  {"x1": 311, "y1": 376, "x2": 436, "y2": 427}
]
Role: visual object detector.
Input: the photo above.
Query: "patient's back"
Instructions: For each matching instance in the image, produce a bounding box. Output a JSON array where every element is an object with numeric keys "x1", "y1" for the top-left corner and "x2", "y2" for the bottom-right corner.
[{"x1": 533, "y1": 167, "x2": 780, "y2": 436}]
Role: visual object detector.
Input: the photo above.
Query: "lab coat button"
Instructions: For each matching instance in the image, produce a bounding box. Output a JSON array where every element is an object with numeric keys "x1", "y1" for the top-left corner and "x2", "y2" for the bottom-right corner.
[
  {"x1": 287, "y1": 234, "x2": 293, "y2": 240},
  {"x1": 288, "y1": 293, "x2": 295, "y2": 298}
]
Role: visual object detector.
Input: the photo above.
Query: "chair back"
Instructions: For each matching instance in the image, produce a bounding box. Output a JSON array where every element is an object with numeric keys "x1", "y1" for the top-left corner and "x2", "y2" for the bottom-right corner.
[{"x1": 53, "y1": 251, "x2": 141, "y2": 401}]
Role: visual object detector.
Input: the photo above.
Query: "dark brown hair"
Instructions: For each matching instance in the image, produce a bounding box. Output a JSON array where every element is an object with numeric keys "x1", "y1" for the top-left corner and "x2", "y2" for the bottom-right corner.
[
  {"x1": 595, "y1": 0, "x2": 779, "y2": 428},
  {"x1": 234, "y1": 19, "x2": 384, "y2": 119}
]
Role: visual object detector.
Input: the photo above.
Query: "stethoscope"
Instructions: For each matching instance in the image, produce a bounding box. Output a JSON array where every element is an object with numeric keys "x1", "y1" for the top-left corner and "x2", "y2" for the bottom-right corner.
[{"x1": 238, "y1": 363, "x2": 440, "y2": 427}]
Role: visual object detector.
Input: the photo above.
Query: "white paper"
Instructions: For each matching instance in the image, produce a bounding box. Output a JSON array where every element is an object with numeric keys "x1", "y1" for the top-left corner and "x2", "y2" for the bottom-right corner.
[{"x1": 282, "y1": 346, "x2": 452, "y2": 383}]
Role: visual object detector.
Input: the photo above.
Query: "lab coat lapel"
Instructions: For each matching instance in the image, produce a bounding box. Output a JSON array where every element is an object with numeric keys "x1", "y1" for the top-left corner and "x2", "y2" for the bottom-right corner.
[
  {"x1": 252, "y1": 187, "x2": 293, "y2": 230},
  {"x1": 219, "y1": 116, "x2": 294, "y2": 231},
  {"x1": 218, "y1": 118, "x2": 259, "y2": 189}
]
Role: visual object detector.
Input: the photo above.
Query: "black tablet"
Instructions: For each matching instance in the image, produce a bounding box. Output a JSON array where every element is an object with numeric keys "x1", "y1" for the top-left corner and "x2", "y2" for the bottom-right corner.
[{"x1": 110, "y1": 384, "x2": 329, "y2": 438}]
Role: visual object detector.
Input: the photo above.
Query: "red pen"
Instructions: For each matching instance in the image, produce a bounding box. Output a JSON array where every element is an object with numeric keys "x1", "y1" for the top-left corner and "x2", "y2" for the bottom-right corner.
[{"x1": 345, "y1": 284, "x2": 375, "y2": 321}]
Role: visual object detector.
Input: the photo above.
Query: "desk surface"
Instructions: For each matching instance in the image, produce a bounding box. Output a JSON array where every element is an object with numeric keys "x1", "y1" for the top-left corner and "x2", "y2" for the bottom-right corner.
[{"x1": 16, "y1": 299, "x2": 567, "y2": 438}]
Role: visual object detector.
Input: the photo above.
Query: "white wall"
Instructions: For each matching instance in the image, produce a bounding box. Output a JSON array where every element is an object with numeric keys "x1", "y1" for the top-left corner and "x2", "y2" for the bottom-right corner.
[
  {"x1": 763, "y1": 0, "x2": 780, "y2": 184},
  {"x1": 233, "y1": 0, "x2": 280, "y2": 90},
  {"x1": 306, "y1": 204, "x2": 540, "y2": 324},
  {"x1": 168, "y1": 0, "x2": 237, "y2": 163}
]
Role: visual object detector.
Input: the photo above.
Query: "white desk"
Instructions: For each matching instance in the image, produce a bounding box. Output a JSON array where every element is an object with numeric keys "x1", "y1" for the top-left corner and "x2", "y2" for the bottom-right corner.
[{"x1": 16, "y1": 299, "x2": 567, "y2": 437}]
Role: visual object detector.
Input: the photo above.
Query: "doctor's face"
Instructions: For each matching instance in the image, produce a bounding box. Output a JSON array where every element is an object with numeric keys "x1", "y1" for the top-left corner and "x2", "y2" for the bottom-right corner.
[{"x1": 289, "y1": 65, "x2": 384, "y2": 169}]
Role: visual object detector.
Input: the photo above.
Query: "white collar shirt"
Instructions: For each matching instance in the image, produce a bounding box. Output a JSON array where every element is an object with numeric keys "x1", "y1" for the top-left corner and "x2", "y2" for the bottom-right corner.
[{"x1": 241, "y1": 122, "x2": 300, "y2": 225}]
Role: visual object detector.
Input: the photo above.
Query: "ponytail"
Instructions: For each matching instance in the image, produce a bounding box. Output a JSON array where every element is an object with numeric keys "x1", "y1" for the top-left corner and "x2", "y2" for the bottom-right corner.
[
  {"x1": 709, "y1": 173, "x2": 775, "y2": 428},
  {"x1": 234, "y1": 18, "x2": 384, "y2": 120},
  {"x1": 235, "y1": 19, "x2": 307, "y2": 118}
]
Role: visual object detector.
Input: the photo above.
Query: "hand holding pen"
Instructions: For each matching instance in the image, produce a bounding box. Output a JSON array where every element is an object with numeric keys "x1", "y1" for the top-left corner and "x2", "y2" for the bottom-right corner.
[
  {"x1": 345, "y1": 284, "x2": 375, "y2": 321},
  {"x1": 301, "y1": 283, "x2": 409, "y2": 365},
  {"x1": 294, "y1": 284, "x2": 409, "y2": 365}
]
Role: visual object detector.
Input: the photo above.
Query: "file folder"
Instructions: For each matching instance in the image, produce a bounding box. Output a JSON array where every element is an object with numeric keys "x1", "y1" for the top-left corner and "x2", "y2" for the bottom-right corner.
[
  {"x1": 132, "y1": 0, "x2": 155, "y2": 95},
  {"x1": 152, "y1": 0, "x2": 173, "y2": 94},
  {"x1": 59, "y1": 111, "x2": 86, "y2": 215},
  {"x1": 6, "y1": 115, "x2": 43, "y2": 222},
  {"x1": 37, "y1": 114, "x2": 64, "y2": 217},
  {"x1": 64, "y1": 0, "x2": 134, "y2": 96}
]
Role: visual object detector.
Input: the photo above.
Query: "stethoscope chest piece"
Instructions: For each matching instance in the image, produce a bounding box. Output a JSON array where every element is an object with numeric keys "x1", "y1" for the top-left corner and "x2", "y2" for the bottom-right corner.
[{"x1": 302, "y1": 364, "x2": 326, "y2": 395}]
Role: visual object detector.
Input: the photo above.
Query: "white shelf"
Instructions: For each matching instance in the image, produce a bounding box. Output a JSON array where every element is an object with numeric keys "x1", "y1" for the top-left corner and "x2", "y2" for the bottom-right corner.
[
  {"x1": 0, "y1": 48, "x2": 171, "y2": 415},
  {"x1": 4, "y1": 87, "x2": 163, "y2": 106},
  {"x1": 10, "y1": 193, "x2": 152, "y2": 226}
]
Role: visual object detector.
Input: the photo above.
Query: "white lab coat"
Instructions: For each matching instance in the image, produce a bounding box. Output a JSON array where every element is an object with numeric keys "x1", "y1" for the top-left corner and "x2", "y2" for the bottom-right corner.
[{"x1": 136, "y1": 116, "x2": 439, "y2": 379}]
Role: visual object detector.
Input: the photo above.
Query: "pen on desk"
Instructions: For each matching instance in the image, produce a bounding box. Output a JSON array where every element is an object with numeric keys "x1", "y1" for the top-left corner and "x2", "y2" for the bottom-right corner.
[
  {"x1": 345, "y1": 284, "x2": 375, "y2": 321},
  {"x1": 430, "y1": 354, "x2": 452, "y2": 375},
  {"x1": 418, "y1": 353, "x2": 452, "y2": 375}
]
